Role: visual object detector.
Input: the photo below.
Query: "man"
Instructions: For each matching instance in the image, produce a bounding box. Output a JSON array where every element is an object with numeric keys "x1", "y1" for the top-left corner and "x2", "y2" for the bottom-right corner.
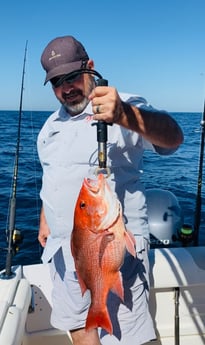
[{"x1": 38, "y1": 35, "x2": 183, "y2": 345}]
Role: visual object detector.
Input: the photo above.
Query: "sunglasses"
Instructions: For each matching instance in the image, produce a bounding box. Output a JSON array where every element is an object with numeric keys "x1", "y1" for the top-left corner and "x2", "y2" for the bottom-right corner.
[
  {"x1": 50, "y1": 72, "x2": 82, "y2": 88},
  {"x1": 50, "y1": 60, "x2": 88, "y2": 88}
]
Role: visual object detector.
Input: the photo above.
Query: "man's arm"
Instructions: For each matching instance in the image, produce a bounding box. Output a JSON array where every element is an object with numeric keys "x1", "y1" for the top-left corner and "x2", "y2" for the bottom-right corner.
[
  {"x1": 118, "y1": 101, "x2": 183, "y2": 149},
  {"x1": 89, "y1": 87, "x2": 184, "y2": 150}
]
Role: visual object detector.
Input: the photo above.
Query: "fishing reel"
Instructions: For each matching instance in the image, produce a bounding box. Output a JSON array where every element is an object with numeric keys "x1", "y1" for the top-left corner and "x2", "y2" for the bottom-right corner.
[
  {"x1": 175, "y1": 224, "x2": 195, "y2": 246},
  {"x1": 6, "y1": 228, "x2": 23, "y2": 255},
  {"x1": 0, "y1": 229, "x2": 23, "y2": 279},
  {"x1": 0, "y1": 229, "x2": 23, "y2": 254}
]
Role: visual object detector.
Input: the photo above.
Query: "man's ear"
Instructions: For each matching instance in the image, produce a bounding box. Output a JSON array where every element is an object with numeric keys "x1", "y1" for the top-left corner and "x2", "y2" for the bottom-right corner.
[{"x1": 87, "y1": 59, "x2": 94, "y2": 69}]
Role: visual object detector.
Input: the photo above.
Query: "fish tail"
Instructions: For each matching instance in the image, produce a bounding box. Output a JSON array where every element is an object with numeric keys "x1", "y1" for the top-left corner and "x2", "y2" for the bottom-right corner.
[{"x1": 86, "y1": 306, "x2": 113, "y2": 335}]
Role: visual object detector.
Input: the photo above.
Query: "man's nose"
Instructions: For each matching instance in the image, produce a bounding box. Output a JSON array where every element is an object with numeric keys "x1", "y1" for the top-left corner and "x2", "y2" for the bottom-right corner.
[{"x1": 61, "y1": 81, "x2": 73, "y2": 91}]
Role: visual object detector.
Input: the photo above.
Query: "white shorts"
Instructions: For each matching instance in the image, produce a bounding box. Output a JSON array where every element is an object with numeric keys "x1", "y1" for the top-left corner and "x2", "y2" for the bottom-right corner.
[{"x1": 49, "y1": 236, "x2": 156, "y2": 345}]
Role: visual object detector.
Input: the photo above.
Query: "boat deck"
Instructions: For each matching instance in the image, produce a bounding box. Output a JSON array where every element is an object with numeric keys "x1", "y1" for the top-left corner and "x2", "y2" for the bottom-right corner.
[{"x1": 1, "y1": 246, "x2": 205, "y2": 344}]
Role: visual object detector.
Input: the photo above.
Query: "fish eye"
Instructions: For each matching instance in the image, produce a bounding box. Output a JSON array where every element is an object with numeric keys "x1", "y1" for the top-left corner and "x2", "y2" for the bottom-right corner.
[{"x1": 80, "y1": 201, "x2": 86, "y2": 209}]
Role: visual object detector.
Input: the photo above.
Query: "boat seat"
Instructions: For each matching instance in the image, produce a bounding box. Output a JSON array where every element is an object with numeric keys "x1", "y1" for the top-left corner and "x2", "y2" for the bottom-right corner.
[{"x1": 0, "y1": 277, "x2": 32, "y2": 345}]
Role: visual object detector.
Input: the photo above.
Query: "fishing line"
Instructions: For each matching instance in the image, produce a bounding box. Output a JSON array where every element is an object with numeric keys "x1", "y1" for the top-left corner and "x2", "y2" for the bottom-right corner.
[
  {"x1": 193, "y1": 100, "x2": 205, "y2": 246},
  {"x1": 29, "y1": 111, "x2": 41, "y2": 223}
]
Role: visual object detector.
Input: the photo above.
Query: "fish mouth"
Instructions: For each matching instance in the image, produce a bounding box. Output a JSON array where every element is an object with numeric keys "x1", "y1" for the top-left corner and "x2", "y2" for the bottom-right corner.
[
  {"x1": 83, "y1": 174, "x2": 105, "y2": 193},
  {"x1": 84, "y1": 174, "x2": 121, "y2": 230},
  {"x1": 84, "y1": 177, "x2": 100, "y2": 193}
]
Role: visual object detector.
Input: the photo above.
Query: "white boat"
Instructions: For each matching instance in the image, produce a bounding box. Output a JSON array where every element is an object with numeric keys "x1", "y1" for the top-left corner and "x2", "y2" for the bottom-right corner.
[
  {"x1": 1, "y1": 177, "x2": 204, "y2": 345},
  {"x1": 1, "y1": 237, "x2": 205, "y2": 345},
  {"x1": 0, "y1": 43, "x2": 205, "y2": 345}
]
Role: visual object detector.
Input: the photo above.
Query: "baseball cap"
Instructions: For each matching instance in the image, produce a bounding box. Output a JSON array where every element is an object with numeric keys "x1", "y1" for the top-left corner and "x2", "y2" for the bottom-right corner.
[{"x1": 41, "y1": 36, "x2": 89, "y2": 84}]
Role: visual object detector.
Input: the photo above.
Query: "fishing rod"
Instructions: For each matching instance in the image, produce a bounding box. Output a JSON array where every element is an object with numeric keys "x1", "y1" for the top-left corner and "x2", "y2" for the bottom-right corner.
[
  {"x1": 0, "y1": 40, "x2": 28, "y2": 279},
  {"x1": 92, "y1": 77, "x2": 111, "y2": 177},
  {"x1": 193, "y1": 100, "x2": 205, "y2": 246}
]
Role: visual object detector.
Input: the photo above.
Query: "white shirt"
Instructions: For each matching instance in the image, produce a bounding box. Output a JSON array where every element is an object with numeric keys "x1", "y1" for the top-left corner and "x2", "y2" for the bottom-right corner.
[{"x1": 37, "y1": 93, "x2": 166, "y2": 270}]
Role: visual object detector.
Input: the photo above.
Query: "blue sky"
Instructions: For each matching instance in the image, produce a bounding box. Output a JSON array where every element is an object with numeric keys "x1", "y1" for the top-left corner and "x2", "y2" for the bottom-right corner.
[{"x1": 1, "y1": 0, "x2": 205, "y2": 112}]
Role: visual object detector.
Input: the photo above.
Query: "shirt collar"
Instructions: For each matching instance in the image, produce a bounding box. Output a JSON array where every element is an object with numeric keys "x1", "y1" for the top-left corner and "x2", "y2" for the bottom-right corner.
[{"x1": 59, "y1": 102, "x2": 93, "y2": 121}]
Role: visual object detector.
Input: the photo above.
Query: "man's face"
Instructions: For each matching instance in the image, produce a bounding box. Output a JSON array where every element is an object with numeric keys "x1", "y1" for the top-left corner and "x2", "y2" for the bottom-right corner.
[{"x1": 50, "y1": 61, "x2": 95, "y2": 116}]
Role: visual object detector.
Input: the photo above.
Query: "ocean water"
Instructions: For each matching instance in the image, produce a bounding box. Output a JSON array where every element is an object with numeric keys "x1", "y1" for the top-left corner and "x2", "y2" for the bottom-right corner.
[{"x1": 0, "y1": 110, "x2": 204, "y2": 270}]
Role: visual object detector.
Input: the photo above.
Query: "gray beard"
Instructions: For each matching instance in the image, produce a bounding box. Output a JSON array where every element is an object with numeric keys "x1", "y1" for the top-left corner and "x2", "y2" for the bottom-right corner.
[
  {"x1": 63, "y1": 77, "x2": 95, "y2": 116},
  {"x1": 63, "y1": 97, "x2": 89, "y2": 116}
]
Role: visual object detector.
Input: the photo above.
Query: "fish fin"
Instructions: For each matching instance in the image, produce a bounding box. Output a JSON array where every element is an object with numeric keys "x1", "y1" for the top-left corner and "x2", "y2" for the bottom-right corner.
[
  {"x1": 111, "y1": 272, "x2": 124, "y2": 302},
  {"x1": 125, "y1": 230, "x2": 136, "y2": 258},
  {"x1": 75, "y1": 270, "x2": 88, "y2": 296},
  {"x1": 71, "y1": 239, "x2": 88, "y2": 296},
  {"x1": 86, "y1": 306, "x2": 113, "y2": 335}
]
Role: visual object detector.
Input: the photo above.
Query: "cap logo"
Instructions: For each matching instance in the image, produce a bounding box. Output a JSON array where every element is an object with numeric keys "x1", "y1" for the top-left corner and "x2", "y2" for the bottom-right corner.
[{"x1": 49, "y1": 50, "x2": 61, "y2": 61}]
